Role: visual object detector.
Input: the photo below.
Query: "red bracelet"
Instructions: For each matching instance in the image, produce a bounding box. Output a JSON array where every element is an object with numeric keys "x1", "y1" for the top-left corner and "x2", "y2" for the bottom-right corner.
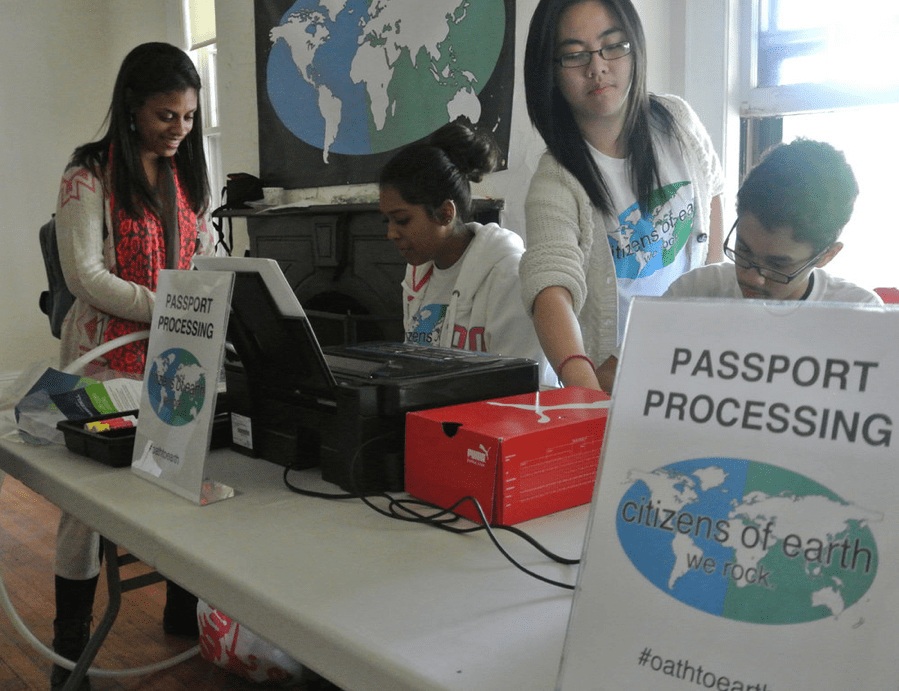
[{"x1": 556, "y1": 353, "x2": 595, "y2": 377}]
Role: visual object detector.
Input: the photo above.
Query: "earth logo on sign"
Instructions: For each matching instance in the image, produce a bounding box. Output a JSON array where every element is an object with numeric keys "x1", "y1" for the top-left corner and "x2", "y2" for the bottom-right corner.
[
  {"x1": 146, "y1": 347, "x2": 207, "y2": 427},
  {"x1": 616, "y1": 457, "x2": 881, "y2": 624}
]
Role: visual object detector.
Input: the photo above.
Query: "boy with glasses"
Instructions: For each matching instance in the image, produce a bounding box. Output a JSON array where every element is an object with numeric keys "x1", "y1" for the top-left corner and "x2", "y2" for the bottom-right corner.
[
  {"x1": 596, "y1": 139, "x2": 881, "y2": 393},
  {"x1": 664, "y1": 138, "x2": 881, "y2": 304}
]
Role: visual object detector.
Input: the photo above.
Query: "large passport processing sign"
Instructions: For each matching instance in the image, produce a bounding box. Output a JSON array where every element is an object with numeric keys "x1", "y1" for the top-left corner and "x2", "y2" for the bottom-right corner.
[{"x1": 558, "y1": 298, "x2": 897, "y2": 690}]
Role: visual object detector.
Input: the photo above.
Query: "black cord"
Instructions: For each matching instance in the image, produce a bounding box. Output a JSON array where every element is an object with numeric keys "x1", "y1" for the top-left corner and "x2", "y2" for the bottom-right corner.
[{"x1": 281, "y1": 434, "x2": 580, "y2": 590}]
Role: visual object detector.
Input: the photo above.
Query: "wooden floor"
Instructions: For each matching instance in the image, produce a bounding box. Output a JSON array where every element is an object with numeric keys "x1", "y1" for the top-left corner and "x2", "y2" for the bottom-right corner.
[{"x1": 0, "y1": 473, "x2": 336, "y2": 690}]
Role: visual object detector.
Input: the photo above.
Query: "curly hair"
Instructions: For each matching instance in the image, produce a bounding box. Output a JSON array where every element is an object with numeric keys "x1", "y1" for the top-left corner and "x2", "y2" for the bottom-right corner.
[{"x1": 737, "y1": 139, "x2": 858, "y2": 252}]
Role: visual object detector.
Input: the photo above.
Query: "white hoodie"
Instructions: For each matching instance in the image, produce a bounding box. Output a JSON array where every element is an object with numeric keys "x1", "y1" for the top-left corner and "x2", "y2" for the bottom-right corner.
[{"x1": 401, "y1": 222, "x2": 555, "y2": 386}]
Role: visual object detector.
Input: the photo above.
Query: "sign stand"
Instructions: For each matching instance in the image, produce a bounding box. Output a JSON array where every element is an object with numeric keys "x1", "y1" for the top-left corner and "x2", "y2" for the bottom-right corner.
[
  {"x1": 558, "y1": 298, "x2": 899, "y2": 690},
  {"x1": 131, "y1": 269, "x2": 235, "y2": 505}
]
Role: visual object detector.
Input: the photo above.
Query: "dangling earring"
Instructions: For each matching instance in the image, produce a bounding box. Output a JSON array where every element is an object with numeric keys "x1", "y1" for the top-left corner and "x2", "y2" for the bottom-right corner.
[{"x1": 130, "y1": 115, "x2": 136, "y2": 133}]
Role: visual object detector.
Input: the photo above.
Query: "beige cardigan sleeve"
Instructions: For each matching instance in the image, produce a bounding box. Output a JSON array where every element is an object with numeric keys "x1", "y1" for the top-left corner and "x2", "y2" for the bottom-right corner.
[
  {"x1": 520, "y1": 153, "x2": 598, "y2": 315},
  {"x1": 520, "y1": 153, "x2": 620, "y2": 363},
  {"x1": 55, "y1": 166, "x2": 156, "y2": 324}
]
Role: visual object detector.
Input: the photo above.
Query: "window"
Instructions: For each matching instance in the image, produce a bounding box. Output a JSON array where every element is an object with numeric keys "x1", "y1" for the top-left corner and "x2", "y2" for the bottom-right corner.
[
  {"x1": 741, "y1": 0, "x2": 899, "y2": 290},
  {"x1": 184, "y1": 0, "x2": 223, "y2": 211}
]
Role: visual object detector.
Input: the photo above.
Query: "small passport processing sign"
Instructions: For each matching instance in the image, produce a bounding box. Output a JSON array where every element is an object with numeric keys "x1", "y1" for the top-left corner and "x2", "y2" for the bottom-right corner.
[{"x1": 131, "y1": 269, "x2": 235, "y2": 505}]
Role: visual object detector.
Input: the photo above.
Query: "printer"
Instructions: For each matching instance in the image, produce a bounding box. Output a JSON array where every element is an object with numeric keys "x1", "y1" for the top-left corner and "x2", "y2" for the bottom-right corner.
[{"x1": 199, "y1": 257, "x2": 539, "y2": 493}]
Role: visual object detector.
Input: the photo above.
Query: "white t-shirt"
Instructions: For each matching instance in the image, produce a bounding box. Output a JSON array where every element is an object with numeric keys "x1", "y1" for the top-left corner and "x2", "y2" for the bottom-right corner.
[
  {"x1": 590, "y1": 138, "x2": 699, "y2": 344},
  {"x1": 665, "y1": 262, "x2": 884, "y2": 305},
  {"x1": 405, "y1": 255, "x2": 465, "y2": 346}
]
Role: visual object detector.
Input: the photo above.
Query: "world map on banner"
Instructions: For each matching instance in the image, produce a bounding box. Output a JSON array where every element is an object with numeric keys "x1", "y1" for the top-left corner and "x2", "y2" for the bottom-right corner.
[
  {"x1": 146, "y1": 347, "x2": 207, "y2": 427},
  {"x1": 255, "y1": 0, "x2": 514, "y2": 188},
  {"x1": 616, "y1": 458, "x2": 881, "y2": 624}
]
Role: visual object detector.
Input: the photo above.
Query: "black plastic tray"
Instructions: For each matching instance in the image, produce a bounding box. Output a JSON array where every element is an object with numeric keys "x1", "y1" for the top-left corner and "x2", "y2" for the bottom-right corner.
[
  {"x1": 57, "y1": 411, "x2": 139, "y2": 467},
  {"x1": 57, "y1": 410, "x2": 233, "y2": 467}
]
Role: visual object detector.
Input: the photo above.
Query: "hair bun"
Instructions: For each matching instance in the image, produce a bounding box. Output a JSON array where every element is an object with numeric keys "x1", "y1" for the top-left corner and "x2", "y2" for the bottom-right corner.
[{"x1": 428, "y1": 119, "x2": 501, "y2": 183}]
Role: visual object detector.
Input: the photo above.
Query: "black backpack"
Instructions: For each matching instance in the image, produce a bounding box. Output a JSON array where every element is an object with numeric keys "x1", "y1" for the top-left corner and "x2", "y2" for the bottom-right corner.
[{"x1": 38, "y1": 215, "x2": 76, "y2": 339}]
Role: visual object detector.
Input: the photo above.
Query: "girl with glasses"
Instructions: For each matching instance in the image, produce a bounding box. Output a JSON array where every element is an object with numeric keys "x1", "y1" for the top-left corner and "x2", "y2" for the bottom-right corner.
[{"x1": 520, "y1": 0, "x2": 724, "y2": 391}]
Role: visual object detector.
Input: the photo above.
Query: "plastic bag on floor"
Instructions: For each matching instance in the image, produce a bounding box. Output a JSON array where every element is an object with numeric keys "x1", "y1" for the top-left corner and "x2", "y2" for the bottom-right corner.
[{"x1": 198, "y1": 600, "x2": 305, "y2": 686}]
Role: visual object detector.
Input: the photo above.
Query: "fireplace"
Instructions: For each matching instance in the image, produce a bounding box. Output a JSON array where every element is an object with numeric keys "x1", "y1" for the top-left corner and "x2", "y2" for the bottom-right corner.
[{"x1": 230, "y1": 200, "x2": 503, "y2": 347}]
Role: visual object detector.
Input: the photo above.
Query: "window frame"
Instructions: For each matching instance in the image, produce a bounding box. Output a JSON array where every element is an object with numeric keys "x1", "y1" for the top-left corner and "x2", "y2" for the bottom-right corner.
[
  {"x1": 183, "y1": 0, "x2": 223, "y2": 209},
  {"x1": 740, "y1": 0, "x2": 899, "y2": 173},
  {"x1": 735, "y1": 0, "x2": 899, "y2": 290}
]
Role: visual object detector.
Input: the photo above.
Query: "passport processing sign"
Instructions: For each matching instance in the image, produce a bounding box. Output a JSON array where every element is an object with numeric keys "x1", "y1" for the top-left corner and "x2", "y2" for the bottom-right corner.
[
  {"x1": 132, "y1": 270, "x2": 234, "y2": 505},
  {"x1": 557, "y1": 299, "x2": 899, "y2": 691}
]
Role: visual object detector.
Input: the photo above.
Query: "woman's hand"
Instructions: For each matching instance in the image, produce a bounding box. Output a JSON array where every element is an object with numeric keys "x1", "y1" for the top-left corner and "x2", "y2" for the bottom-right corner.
[
  {"x1": 595, "y1": 355, "x2": 618, "y2": 394},
  {"x1": 532, "y1": 286, "x2": 601, "y2": 390}
]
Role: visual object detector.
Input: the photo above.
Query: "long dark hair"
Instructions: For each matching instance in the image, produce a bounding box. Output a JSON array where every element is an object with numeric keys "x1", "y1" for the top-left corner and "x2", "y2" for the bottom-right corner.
[
  {"x1": 524, "y1": 0, "x2": 675, "y2": 217},
  {"x1": 70, "y1": 42, "x2": 209, "y2": 219},
  {"x1": 379, "y1": 119, "x2": 500, "y2": 224}
]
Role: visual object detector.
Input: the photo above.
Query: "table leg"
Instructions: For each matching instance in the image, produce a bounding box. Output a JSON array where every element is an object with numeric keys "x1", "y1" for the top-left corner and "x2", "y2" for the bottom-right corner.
[{"x1": 60, "y1": 537, "x2": 163, "y2": 691}]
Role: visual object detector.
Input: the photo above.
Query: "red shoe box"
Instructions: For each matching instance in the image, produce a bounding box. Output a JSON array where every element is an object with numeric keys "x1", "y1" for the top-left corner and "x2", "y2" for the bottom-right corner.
[{"x1": 404, "y1": 387, "x2": 610, "y2": 525}]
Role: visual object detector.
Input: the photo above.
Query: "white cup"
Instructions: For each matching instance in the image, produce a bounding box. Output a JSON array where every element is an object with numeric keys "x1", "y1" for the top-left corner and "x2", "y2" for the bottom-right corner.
[{"x1": 262, "y1": 187, "x2": 285, "y2": 205}]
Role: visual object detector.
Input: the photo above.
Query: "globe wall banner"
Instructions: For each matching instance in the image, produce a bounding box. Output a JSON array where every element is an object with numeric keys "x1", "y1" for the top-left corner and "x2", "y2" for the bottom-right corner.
[
  {"x1": 254, "y1": 0, "x2": 514, "y2": 188},
  {"x1": 558, "y1": 298, "x2": 898, "y2": 690},
  {"x1": 132, "y1": 270, "x2": 235, "y2": 505}
]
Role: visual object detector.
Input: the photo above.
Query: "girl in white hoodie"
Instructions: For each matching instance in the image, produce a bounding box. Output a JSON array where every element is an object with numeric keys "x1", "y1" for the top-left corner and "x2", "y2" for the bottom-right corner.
[{"x1": 379, "y1": 121, "x2": 554, "y2": 386}]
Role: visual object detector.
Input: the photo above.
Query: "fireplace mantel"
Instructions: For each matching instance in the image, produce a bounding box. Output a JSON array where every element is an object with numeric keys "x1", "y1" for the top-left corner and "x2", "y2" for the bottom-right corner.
[
  {"x1": 215, "y1": 199, "x2": 505, "y2": 347},
  {"x1": 213, "y1": 197, "x2": 504, "y2": 219}
]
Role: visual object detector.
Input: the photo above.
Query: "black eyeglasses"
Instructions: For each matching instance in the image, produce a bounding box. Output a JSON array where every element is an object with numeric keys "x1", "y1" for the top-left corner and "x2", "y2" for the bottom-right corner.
[
  {"x1": 555, "y1": 41, "x2": 631, "y2": 68},
  {"x1": 723, "y1": 221, "x2": 830, "y2": 285}
]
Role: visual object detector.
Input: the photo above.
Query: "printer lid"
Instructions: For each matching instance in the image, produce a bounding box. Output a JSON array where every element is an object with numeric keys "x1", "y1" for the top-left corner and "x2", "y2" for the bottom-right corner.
[{"x1": 194, "y1": 256, "x2": 337, "y2": 399}]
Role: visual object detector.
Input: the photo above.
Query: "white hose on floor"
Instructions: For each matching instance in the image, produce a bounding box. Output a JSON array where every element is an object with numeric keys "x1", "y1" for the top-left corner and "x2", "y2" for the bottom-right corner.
[
  {"x1": 0, "y1": 332, "x2": 202, "y2": 677},
  {"x1": 0, "y1": 421, "x2": 200, "y2": 677},
  {"x1": 61, "y1": 330, "x2": 151, "y2": 375}
]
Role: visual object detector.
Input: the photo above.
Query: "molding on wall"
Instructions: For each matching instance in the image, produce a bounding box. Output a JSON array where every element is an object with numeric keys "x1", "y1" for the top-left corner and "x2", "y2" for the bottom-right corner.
[{"x1": 683, "y1": 0, "x2": 741, "y2": 218}]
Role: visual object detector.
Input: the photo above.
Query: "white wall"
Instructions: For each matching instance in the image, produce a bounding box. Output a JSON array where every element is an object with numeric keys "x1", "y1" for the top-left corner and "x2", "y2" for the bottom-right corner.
[
  {"x1": 1, "y1": 0, "x2": 108, "y2": 379},
  {"x1": 0, "y1": 0, "x2": 733, "y2": 382}
]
